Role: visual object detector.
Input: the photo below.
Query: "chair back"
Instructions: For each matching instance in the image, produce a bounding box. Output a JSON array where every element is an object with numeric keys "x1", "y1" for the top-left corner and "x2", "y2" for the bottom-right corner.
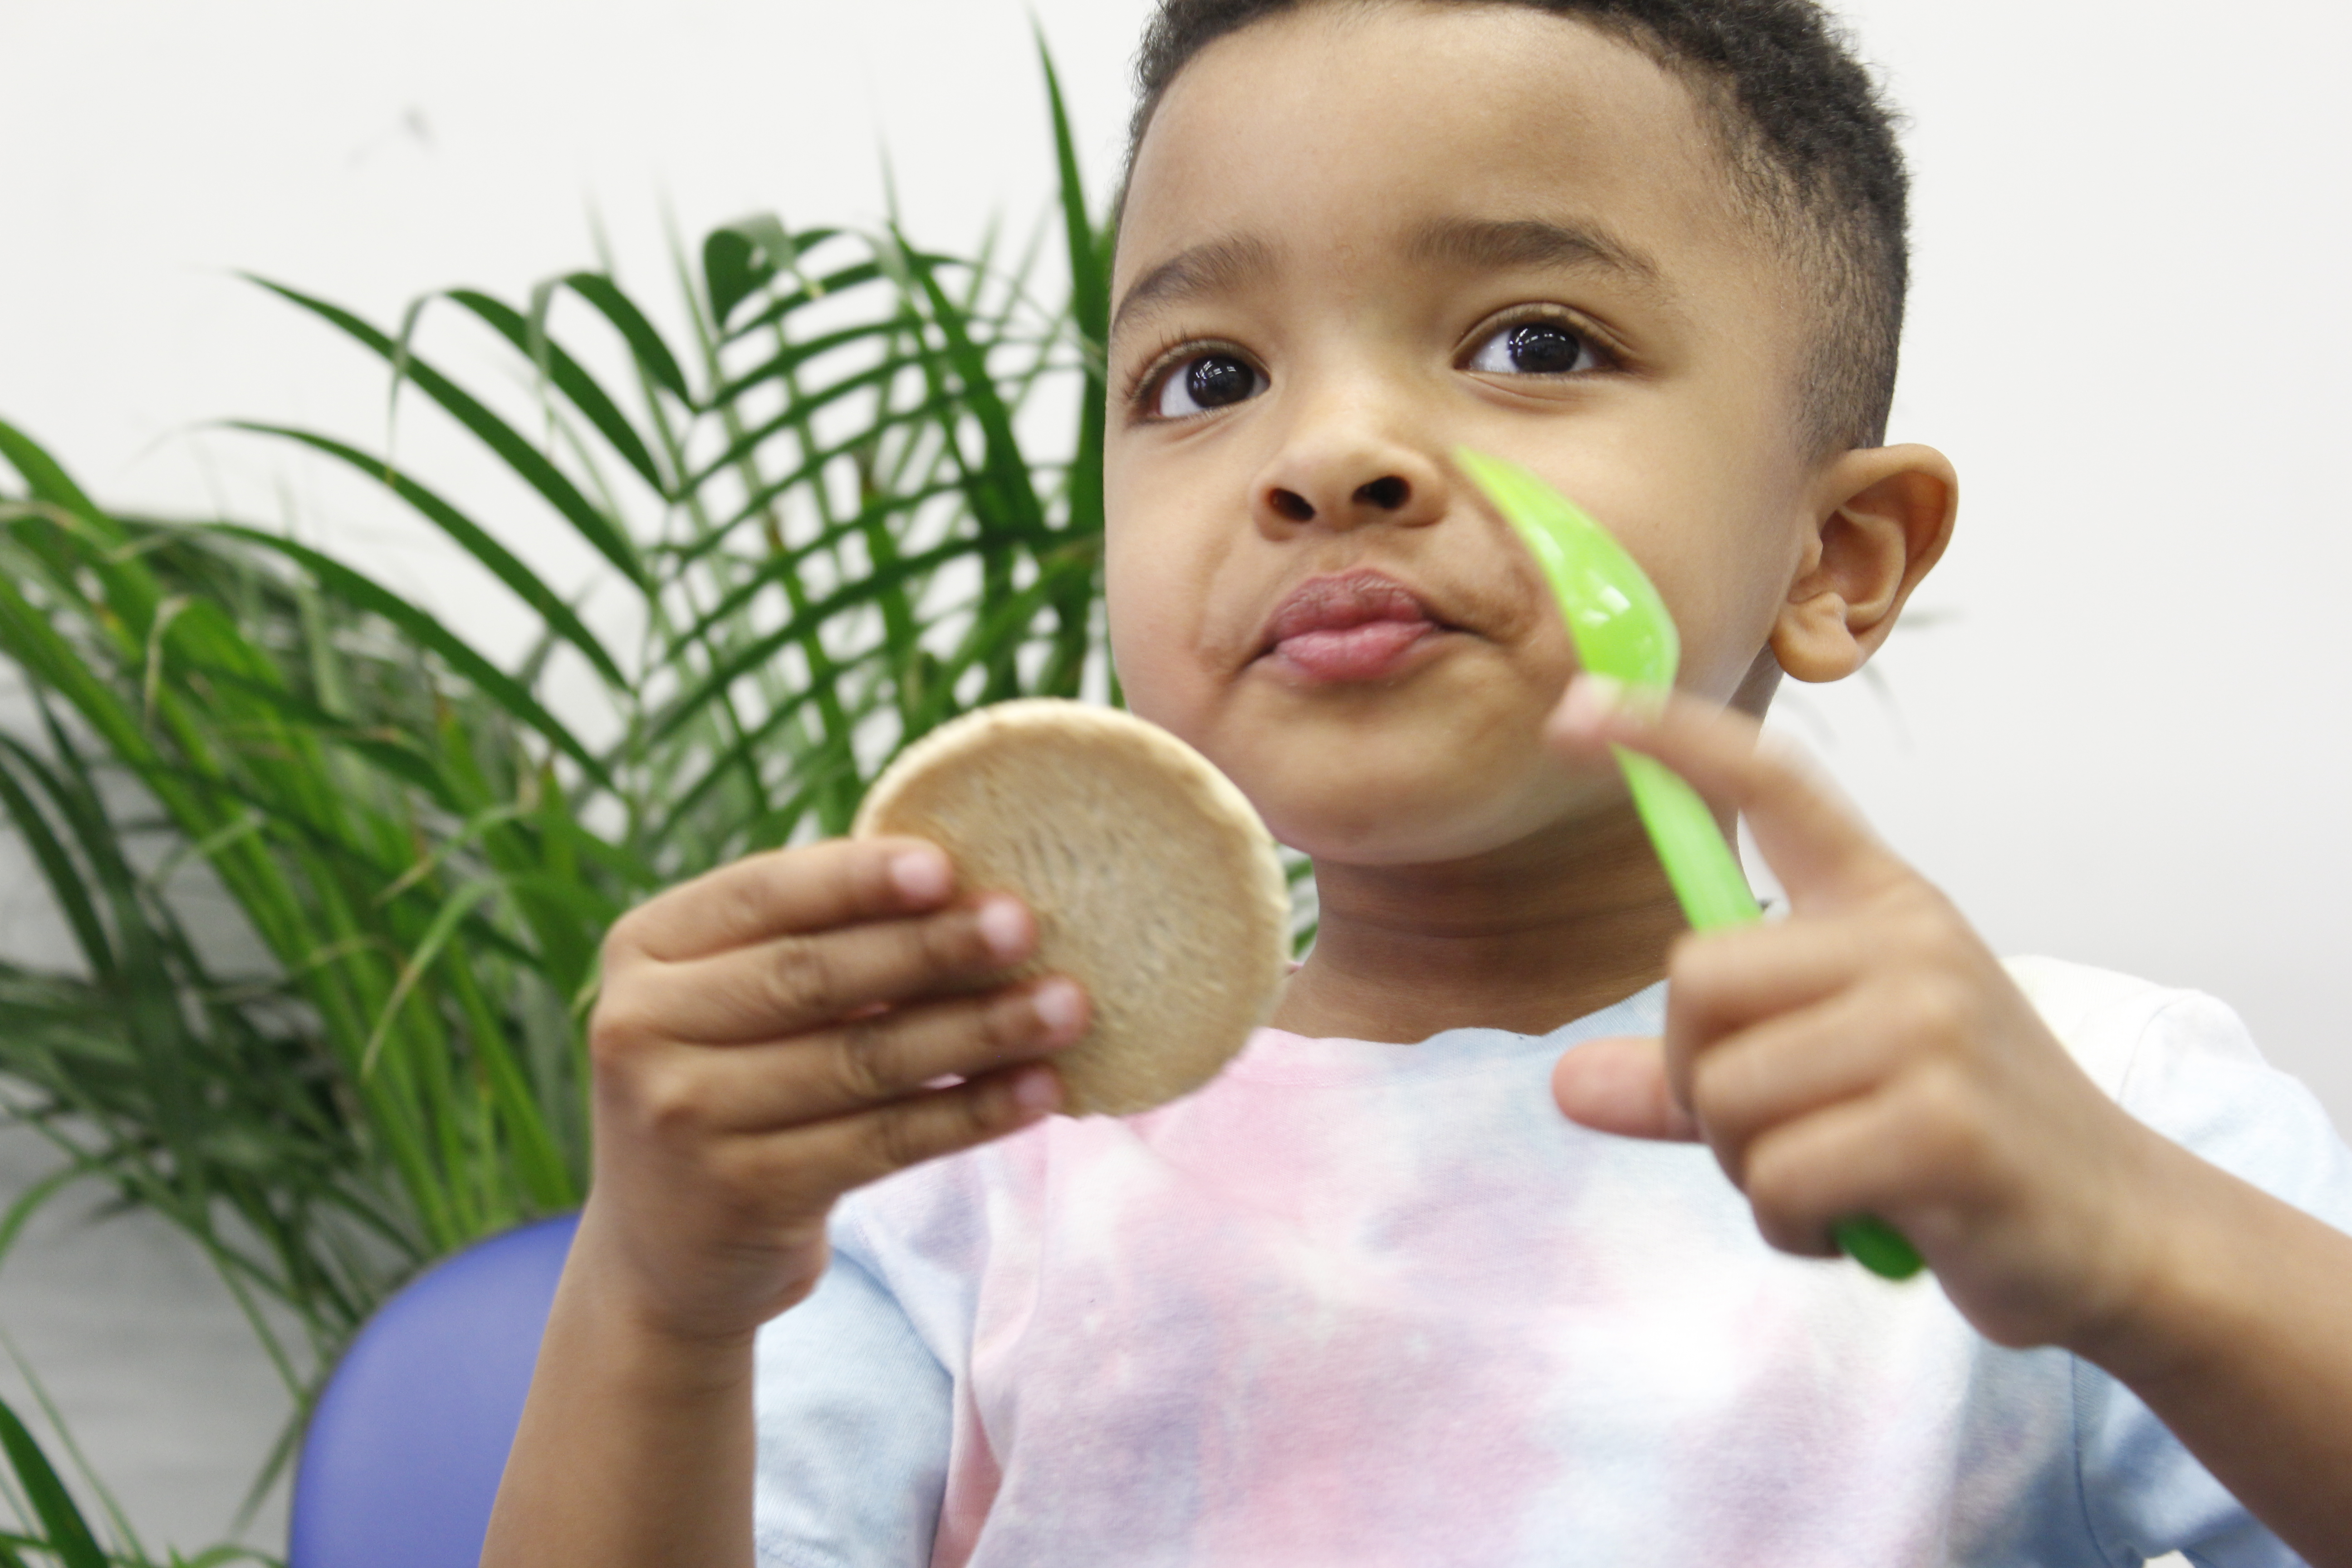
[{"x1": 288, "y1": 1212, "x2": 579, "y2": 1568}]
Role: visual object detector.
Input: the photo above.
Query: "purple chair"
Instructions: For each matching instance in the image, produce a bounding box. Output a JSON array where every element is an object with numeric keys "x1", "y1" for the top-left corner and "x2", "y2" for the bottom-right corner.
[{"x1": 288, "y1": 1212, "x2": 580, "y2": 1568}]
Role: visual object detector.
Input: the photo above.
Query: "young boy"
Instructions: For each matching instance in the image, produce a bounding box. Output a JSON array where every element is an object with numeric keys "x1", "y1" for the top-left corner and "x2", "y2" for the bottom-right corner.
[{"x1": 485, "y1": 2, "x2": 2352, "y2": 1563}]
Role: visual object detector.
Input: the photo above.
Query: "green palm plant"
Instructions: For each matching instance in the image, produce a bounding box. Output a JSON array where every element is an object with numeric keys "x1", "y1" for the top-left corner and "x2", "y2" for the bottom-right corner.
[{"x1": 0, "y1": 45, "x2": 1127, "y2": 1513}]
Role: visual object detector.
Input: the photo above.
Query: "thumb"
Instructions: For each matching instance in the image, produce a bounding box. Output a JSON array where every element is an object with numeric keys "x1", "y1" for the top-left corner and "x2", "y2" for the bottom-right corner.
[{"x1": 1552, "y1": 1036, "x2": 1700, "y2": 1142}]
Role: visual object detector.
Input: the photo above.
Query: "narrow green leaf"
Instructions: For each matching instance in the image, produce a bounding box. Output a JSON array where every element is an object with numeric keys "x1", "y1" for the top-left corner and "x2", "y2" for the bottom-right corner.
[
  {"x1": 358, "y1": 877, "x2": 500, "y2": 1078},
  {"x1": 565, "y1": 272, "x2": 691, "y2": 400},
  {"x1": 230, "y1": 424, "x2": 628, "y2": 689},
  {"x1": 645, "y1": 528, "x2": 1029, "y2": 748},
  {"x1": 722, "y1": 253, "x2": 898, "y2": 342},
  {"x1": 0, "y1": 1165, "x2": 84, "y2": 1277},
  {"x1": 460, "y1": 287, "x2": 670, "y2": 492},
  {"x1": 376, "y1": 803, "x2": 528, "y2": 906},
  {"x1": 1039, "y1": 36, "x2": 1108, "y2": 352},
  {"x1": 655, "y1": 477, "x2": 963, "y2": 665},
  {"x1": 0, "y1": 738, "x2": 113, "y2": 978},
  {"x1": 242, "y1": 277, "x2": 649, "y2": 592},
  {"x1": 196, "y1": 524, "x2": 613, "y2": 791},
  {"x1": 0, "y1": 421, "x2": 114, "y2": 542},
  {"x1": 446, "y1": 950, "x2": 576, "y2": 1210},
  {"x1": 0, "y1": 1397, "x2": 106, "y2": 1568},
  {"x1": 650, "y1": 672, "x2": 845, "y2": 840},
  {"x1": 894, "y1": 241, "x2": 1050, "y2": 539},
  {"x1": 175, "y1": 1547, "x2": 284, "y2": 1568},
  {"x1": 167, "y1": 661, "x2": 461, "y2": 811},
  {"x1": 704, "y1": 221, "x2": 781, "y2": 328},
  {"x1": 705, "y1": 314, "x2": 919, "y2": 411},
  {"x1": 681, "y1": 348, "x2": 970, "y2": 505}
]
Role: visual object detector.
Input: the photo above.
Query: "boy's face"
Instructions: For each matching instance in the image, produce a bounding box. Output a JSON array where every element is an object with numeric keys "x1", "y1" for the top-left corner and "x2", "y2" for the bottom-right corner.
[{"x1": 1104, "y1": 1, "x2": 1835, "y2": 865}]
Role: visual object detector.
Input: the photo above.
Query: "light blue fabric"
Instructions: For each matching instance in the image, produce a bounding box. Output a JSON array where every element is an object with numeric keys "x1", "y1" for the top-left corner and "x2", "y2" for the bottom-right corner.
[
  {"x1": 752, "y1": 1248, "x2": 950, "y2": 1568},
  {"x1": 2076, "y1": 990, "x2": 2352, "y2": 1567},
  {"x1": 751, "y1": 961, "x2": 2342, "y2": 1566}
]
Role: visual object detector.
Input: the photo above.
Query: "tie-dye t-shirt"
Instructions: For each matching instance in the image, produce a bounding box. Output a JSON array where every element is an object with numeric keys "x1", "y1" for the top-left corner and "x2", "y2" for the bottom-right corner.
[{"x1": 752, "y1": 957, "x2": 2348, "y2": 1567}]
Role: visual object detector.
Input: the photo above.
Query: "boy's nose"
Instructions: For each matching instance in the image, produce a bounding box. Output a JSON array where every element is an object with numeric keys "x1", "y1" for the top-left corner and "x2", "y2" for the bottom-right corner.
[{"x1": 1251, "y1": 431, "x2": 1447, "y2": 534}]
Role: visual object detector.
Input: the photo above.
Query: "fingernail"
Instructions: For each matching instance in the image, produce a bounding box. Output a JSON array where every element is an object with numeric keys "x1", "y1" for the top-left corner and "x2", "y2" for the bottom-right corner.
[
  {"x1": 977, "y1": 897, "x2": 1030, "y2": 964},
  {"x1": 1031, "y1": 978, "x2": 1084, "y2": 1038},
  {"x1": 1012, "y1": 1067, "x2": 1062, "y2": 1115},
  {"x1": 1555, "y1": 673, "x2": 1625, "y2": 734},
  {"x1": 888, "y1": 849, "x2": 951, "y2": 905}
]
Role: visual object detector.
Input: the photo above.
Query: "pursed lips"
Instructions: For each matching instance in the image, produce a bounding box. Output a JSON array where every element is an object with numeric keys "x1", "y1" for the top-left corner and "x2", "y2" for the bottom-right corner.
[{"x1": 1254, "y1": 569, "x2": 1461, "y2": 683}]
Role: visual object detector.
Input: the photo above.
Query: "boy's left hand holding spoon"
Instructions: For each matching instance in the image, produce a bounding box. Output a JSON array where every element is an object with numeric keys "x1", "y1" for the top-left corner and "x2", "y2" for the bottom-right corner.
[
  {"x1": 1548, "y1": 673, "x2": 2190, "y2": 1350},
  {"x1": 1546, "y1": 673, "x2": 2352, "y2": 1561}
]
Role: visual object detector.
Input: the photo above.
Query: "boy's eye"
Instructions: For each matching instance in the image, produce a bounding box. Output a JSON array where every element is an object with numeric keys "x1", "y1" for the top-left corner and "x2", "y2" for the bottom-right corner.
[
  {"x1": 1466, "y1": 321, "x2": 1601, "y2": 377},
  {"x1": 1152, "y1": 353, "x2": 1266, "y2": 418}
]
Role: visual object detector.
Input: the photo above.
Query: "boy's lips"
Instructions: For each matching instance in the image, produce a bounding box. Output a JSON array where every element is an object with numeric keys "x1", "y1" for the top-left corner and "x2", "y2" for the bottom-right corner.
[{"x1": 1256, "y1": 569, "x2": 1455, "y2": 683}]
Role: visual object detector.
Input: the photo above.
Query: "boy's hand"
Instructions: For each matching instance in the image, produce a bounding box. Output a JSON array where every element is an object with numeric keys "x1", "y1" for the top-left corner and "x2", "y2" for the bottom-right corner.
[
  {"x1": 577, "y1": 838, "x2": 1083, "y2": 1348},
  {"x1": 1545, "y1": 678, "x2": 2169, "y2": 1352}
]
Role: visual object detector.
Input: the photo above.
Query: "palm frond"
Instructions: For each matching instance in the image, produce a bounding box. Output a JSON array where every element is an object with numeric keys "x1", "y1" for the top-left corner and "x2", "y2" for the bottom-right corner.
[{"x1": 0, "y1": 48, "x2": 1315, "y2": 1548}]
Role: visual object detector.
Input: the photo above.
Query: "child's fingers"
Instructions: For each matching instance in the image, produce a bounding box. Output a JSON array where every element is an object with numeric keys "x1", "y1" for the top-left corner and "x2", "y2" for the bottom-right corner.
[
  {"x1": 635, "y1": 979, "x2": 1088, "y2": 1134},
  {"x1": 1658, "y1": 917, "x2": 1875, "y2": 1105},
  {"x1": 620, "y1": 894, "x2": 1037, "y2": 1044},
  {"x1": 1681, "y1": 989, "x2": 1903, "y2": 1189},
  {"x1": 1551, "y1": 1035, "x2": 1699, "y2": 1141},
  {"x1": 1547, "y1": 676, "x2": 1906, "y2": 909},
  {"x1": 1557, "y1": 920, "x2": 1879, "y2": 1144},
  {"x1": 775, "y1": 1062, "x2": 1063, "y2": 1197},
  {"x1": 1740, "y1": 1088, "x2": 1931, "y2": 1261},
  {"x1": 613, "y1": 837, "x2": 956, "y2": 964}
]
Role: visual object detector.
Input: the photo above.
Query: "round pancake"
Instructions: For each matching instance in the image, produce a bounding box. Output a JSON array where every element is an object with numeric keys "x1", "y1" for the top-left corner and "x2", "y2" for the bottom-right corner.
[{"x1": 853, "y1": 699, "x2": 1291, "y2": 1116}]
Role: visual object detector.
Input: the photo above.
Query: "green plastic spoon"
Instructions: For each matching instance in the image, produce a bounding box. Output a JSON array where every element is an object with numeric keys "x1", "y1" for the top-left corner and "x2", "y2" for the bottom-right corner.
[{"x1": 1458, "y1": 447, "x2": 1926, "y2": 1283}]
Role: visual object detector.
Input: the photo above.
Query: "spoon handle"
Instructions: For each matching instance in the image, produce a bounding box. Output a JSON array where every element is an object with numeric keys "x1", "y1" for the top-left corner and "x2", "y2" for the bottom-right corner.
[
  {"x1": 1617, "y1": 748, "x2": 1927, "y2": 1282},
  {"x1": 1617, "y1": 750, "x2": 1762, "y2": 931}
]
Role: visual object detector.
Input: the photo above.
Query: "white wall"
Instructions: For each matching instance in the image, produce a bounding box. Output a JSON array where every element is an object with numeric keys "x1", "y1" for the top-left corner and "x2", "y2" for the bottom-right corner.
[
  {"x1": 7, "y1": 0, "x2": 2350, "y2": 1102},
  {"x1": 2, "y1": 0, "x2": 2346, "y2": 1551},
  {"x1": 1806, "y1": 0, "x2": 2352, "y2": 1125},
  {"x1": 5, "y1": 1, "x2": 2347, "y2": 1102}
]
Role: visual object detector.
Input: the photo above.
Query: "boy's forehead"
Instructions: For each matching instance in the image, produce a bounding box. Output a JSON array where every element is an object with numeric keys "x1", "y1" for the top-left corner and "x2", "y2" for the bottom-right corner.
[{"x1": 1113, "y1": 1, "x2": 1768, "y2": 315}]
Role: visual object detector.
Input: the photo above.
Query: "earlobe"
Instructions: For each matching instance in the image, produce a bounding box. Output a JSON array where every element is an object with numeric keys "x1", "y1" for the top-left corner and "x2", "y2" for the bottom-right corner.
[{"x1": 1771, "y1": 444, "x2": 1958, "y2": 684}]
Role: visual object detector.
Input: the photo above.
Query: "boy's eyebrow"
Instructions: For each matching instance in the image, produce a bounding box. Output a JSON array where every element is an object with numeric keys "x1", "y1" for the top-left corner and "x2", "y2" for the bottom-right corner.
[
  {"x1": 1108, "y1": 219, "x2": 1668, "y2": 345},
  {"x1": 1406, "y1": 216, "x2": 1666, "y2": 289},
  {"x1": 1109, "y1": 235, "x2": 1278, "y2": 342}
]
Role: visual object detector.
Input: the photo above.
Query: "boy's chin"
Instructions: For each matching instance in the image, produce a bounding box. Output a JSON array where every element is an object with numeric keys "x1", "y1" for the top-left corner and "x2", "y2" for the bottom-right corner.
[{"x1": 1250, "y1": 757, "x2": 1622, "y2": 870}]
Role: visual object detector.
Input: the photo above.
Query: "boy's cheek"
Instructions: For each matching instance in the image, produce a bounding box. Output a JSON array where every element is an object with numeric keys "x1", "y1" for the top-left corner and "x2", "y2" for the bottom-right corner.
[
  {"x1": 1103, "y1": 569, "x2": 1204, "y2": 739},
  {"x1": 1102, "y1": 508, "x2": 1250, "y2": 742}
]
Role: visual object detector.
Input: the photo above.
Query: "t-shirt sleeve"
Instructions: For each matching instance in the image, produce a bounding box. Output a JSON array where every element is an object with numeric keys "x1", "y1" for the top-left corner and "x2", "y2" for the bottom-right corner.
[
  {"x1": 751, "y1": 1225, "x2": 953, "y2": 1568},
  {"x1": 2070, "y1": 987, "x2": 2352, "y2": 1568}
]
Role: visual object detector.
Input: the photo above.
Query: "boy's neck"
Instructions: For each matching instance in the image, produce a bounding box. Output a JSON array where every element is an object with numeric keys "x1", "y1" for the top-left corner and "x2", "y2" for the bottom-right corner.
[{"x1": 1270, "y1": 803, "x2": 1689, "y2": 1044}]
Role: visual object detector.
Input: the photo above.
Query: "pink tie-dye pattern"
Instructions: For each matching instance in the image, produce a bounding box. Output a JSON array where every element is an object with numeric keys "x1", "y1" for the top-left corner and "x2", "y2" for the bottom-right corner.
[
  {"x1": 848, "y1": 1019, "x2": 1998, "y2": 1567},
  {"x1": 764, "y1": 959, "x2": 2323, "y2": 1565}
]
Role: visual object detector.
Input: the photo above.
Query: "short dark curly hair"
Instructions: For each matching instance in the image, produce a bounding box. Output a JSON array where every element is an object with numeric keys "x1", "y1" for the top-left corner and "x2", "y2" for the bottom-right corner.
[{"x1": 1124, "y1": 0, "x2": 1908, "y2": 454}]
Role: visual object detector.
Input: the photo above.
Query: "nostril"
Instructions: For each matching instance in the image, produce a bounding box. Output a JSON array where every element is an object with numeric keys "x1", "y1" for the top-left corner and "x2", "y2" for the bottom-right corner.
[
  {"x1": 1355, "y1": 475, "x2": 1410, "y2": 510},
  {"x1": 1269, "y1": 488, "x2": 1317, "y2": 523}
]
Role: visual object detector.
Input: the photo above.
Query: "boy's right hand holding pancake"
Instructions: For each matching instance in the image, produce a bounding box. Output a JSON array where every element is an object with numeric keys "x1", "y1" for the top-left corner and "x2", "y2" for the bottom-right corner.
[
  {"x1": 581, "y1": 837, "x2": 1080, "y2": 1343},
  {"x1": 483, "y1": 838, "x2": 1079, "y2": 1568}
]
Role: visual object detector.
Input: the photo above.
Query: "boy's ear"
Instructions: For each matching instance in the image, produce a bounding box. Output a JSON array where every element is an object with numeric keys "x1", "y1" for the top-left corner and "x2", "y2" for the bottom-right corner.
[{"x1": 1771, "y1": 443, "x2": 1958, "y2": 684}]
